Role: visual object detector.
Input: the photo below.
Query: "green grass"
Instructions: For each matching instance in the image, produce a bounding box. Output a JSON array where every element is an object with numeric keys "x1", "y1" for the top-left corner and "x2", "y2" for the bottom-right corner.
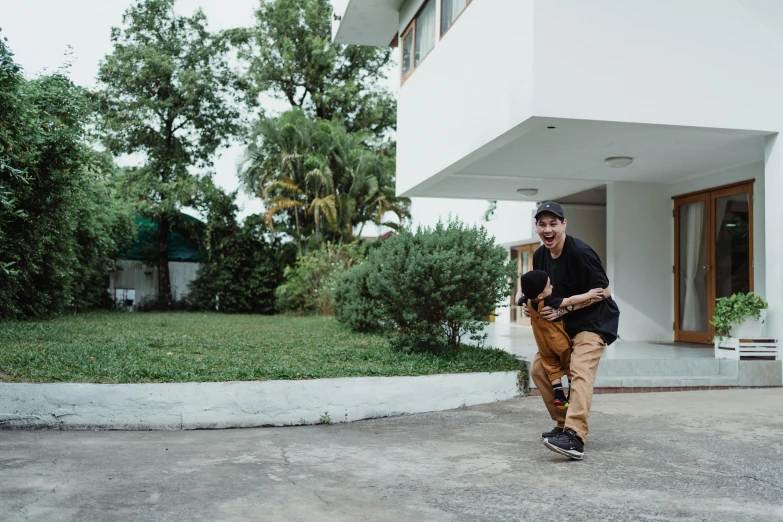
[{"x1": 0, "y1": 312, "x2": 520, "y2": 383}]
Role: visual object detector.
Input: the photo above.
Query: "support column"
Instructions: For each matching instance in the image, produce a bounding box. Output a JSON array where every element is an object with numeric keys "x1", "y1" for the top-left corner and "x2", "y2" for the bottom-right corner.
[{"x1": 764, "y1": 134, "x2": 783, "y2": 340}]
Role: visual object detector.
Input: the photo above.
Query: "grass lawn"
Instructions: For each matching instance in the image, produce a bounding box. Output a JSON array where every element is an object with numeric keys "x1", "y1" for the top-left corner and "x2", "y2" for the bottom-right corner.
[{"x1": 0, "y1": 312, "x2": 520, "y2": 383}]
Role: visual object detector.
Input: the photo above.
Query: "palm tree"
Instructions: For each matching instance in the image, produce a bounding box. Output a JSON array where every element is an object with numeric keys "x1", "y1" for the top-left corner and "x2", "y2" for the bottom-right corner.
[{"x1": 239, "y1": 108, "x2": 410, "y2": 248}]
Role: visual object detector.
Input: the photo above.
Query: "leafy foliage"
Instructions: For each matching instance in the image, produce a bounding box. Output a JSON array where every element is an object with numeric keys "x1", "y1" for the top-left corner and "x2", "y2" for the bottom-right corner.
[
  {"x1": 334, "y1": 262, "x2": 385, "y2": 333},
  {"x1": 276, "y1": 242, "x2": 367, "y2": 315},
  {"x1": 712, "y1": 292, "x2": 768, "y2": 338},
  {"x1": 0, "y1": 33, "x2": 133, "y2": 318},
  {"x1": 94, "y1": 0, "x2": 248, "y2": 303},
  {"x1": 188, "y1": 180, "x2": 296, "y2": 314},
  {"x1": 229, "y1": 0, "x2": 396, "y2": 139},
  {"x1": 342, "y1": 220, "x2": 515, "y2": 352},
  {"x1": 239, "y1": 109, "x2": 409, "y2": 247}
]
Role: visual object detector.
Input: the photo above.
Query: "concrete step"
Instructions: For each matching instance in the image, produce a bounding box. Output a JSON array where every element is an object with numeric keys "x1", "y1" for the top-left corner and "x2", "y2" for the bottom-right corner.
[
  {"x1": 527, "y1": 359, "x2": 782, "y2": 389},
  {"x1": 595, "y1": 358, "x2": 730, "y2": 378},
  {"x1": 594, "y1": 376, "x2": 739, "y2": 388}
]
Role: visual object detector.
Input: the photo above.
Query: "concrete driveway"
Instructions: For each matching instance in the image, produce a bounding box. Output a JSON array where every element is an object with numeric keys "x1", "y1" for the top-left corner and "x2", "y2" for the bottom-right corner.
[{"x1": 1, "y1": 389, "x2": 782, "y2": 522}]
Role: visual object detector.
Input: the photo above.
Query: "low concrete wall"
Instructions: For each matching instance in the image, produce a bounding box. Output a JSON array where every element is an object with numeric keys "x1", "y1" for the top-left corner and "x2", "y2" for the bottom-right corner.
[{"x1": 0, "y1": 372, "x2": 521, "y2": 430}]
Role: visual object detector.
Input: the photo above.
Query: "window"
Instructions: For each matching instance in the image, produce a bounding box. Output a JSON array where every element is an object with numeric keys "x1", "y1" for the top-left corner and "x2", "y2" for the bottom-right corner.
[
  {"x1": 414, "y1": 0, "x2": 436, "y2": 65},
  {"x1": 402, "y1": 28, "x2": 413, "y2": 77},
  {"x1": 441, "y1": 0, "x2": 470, "y2": 35},
  {"x1": 400, "y1": 0, "x2": 437, "y2": 83}
]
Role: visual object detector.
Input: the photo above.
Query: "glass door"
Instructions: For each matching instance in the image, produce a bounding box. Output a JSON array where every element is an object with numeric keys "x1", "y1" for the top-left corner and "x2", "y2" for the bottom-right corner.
[
  {"x1": 674, "y1": 182, "x2": 753, "y2": 343},
  {"x1": 675, "y1": 193, "x2": 712, "y2": 343}
]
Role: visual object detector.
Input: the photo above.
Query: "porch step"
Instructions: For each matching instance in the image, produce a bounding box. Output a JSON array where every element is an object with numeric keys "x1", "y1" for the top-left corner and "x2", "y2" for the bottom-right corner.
[
  {"x1": 526, "y1": 358, "x2": 782, "y2": 389},
  {"x1": 594, "y1": 376, "x2": 740, "y2": 388},
  {"x1": 595, "y1": 358, "x2": 729, "y2": 378}
]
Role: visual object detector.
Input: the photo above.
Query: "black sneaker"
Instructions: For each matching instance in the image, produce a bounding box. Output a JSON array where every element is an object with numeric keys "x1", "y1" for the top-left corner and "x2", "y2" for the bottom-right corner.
[
  {"x1": 543, "y1": 428, "x2": 585, "y2": 460},
  {"x1": 540, "y1": 426, "x2": 564, "y2": 440}
]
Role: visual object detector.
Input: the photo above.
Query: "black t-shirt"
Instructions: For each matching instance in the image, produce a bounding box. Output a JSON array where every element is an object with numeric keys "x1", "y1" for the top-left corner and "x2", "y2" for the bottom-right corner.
[{"x1": 533, "y1": 235, "x2": 620, "y2": 344}]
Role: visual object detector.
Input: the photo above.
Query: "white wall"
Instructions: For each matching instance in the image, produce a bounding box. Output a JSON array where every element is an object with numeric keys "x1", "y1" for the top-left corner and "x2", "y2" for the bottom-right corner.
[
  {"x1": 112, "y1": 261, "x2": 200, "y2": 304},
  {"x1": 607, "y1": 182, "x2": 673, "y2": 342},
  {"x1": 764, "y1": 136, "x2": 783, "y2": 340},
  {"x1": 396, "y1": 0, "x2": 534, "y2": 195},
  {"x1": 533, "y1": 0, "x2": 783, "y2": 132},
  {"x1": 561, "y1": 205, "x2": 607, "y2": 266}
]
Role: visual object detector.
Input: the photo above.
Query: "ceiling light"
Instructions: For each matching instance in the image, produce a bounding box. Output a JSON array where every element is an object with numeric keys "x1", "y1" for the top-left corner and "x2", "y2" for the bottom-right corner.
[
  {"x1": 605, "y1": 156, "x2": 634, "y2": 168},
  {"x1": 517, "y1": 188, "x2": 538, "y2": 197}
]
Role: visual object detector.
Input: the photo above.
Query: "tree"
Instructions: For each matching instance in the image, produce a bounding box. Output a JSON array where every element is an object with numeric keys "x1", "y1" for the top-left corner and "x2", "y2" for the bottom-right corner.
[
  {"x1": 0, "y1": 32, "x2": 133, "y2": 318},
  {"x1": 94, "y1": 0, "x2": 248, "y2": 306},
  {"x1": 188, "y1": 178, "x2": 296, "y2": 314},
  {"x1": 231, "y1": 0, "x2": 396, "y2": 139},
  {"x1": 238, "y1": 109, "x2": 410, "y2": 249}
]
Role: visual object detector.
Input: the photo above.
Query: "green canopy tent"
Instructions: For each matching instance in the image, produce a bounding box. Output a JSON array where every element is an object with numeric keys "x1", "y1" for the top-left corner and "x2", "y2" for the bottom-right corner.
[{"x1": 120, "y1": 214, "x2": 203, "y2": 262}]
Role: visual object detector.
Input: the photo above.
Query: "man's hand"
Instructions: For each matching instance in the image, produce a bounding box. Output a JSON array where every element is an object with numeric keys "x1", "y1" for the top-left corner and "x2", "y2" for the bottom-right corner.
[{"x1": 541, "y1": 306, "x2": 565, "y2": 322}]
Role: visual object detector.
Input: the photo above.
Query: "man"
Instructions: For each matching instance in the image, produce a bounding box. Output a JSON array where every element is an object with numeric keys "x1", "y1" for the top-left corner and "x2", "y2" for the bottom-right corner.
[{"x1": 517, "y1": 201, "x2": 620, "y2": 460}]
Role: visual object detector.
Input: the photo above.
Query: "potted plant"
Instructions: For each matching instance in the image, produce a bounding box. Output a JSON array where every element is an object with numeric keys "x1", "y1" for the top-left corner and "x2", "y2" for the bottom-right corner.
[{"x1": 712, "y1": 292, "x2": 769, "y2": 340}]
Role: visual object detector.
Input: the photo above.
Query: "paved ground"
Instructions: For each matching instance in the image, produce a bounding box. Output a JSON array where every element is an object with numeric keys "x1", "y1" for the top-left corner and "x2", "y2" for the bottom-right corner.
[{"x1": 1, "y1": 389, "x2": 782, "y2": 522}]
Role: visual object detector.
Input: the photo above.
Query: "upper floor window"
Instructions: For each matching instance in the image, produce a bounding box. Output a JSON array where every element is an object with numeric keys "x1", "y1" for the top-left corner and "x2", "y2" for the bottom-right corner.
[
  {"x1": 401, "y1": 0, "x2": 436, "y2": 82},
  {"x1": 441, "y1": 0, "x2": 470, "y2": 35}
]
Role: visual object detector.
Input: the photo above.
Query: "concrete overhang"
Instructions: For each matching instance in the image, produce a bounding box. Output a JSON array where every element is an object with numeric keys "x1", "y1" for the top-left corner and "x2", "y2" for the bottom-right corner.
[
  {"x1": 402, "y1": 117, "x2": 771, "y2": 202},
  {"x1": 332, "y1": 0, "x2": 402, "y2": 46}
]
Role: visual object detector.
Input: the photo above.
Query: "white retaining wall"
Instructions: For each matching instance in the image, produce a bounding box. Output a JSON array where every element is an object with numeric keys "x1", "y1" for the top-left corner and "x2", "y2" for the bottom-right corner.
[{"x1": 0, "y1": 372, "x2": 521, "y2": 430}]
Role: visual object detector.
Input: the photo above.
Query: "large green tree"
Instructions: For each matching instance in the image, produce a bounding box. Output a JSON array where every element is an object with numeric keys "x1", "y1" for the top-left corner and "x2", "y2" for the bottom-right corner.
[
  {"x1": 232, "y1": 0, "x2": 396, "y2": 139},
  {"x1": 0, "y1": 32, "x2": 133, "y2": 318},
  {"x1": 238, "y1": 109, "x2": 410, "y2": 250},
  {"x1": 94, "y1": 0, "x2": 248, "y2": 305}
]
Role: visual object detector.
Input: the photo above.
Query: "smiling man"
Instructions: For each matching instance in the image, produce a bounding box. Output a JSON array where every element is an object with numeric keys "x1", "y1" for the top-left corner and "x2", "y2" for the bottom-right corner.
[{"x1": 518, "y1": 201, "x2": 620, "y2": 460}]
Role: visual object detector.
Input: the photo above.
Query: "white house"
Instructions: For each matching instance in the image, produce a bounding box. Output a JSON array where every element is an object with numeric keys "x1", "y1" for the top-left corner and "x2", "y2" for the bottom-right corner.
[{"x1": 333, "y1": 0, "x2": 783, "y2": 386}]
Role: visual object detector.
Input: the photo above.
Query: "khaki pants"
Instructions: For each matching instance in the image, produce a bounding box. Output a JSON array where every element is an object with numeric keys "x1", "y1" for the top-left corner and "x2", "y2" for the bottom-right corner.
[{"x1": 531, "y1": 331, "x2": 605, "y2": 443}]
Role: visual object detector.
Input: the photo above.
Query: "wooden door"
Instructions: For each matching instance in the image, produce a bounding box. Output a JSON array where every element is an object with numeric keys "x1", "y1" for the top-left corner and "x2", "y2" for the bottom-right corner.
[
  {"x1": 510, "y1": 244, "x2": 536, "y2": 325},
  {"x1": 674, "y1": 182, "x2": 753, "y2": 343}
]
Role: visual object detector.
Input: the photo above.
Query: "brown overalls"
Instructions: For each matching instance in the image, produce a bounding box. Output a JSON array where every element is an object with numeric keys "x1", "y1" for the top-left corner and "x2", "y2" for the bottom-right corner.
[{"x1": 529, "y1": 299, "x2": 572, "y2": 382}]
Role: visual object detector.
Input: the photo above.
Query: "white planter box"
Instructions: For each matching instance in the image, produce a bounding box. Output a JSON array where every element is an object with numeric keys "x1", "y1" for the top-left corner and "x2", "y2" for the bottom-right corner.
[{"x1": 729, "y1": 309, "x2": 767, "y2": 338}]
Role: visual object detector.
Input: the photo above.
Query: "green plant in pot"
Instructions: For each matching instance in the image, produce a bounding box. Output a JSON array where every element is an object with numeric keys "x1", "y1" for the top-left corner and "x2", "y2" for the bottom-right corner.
[{"x1": 712, "y1": 292, "x2": 768, "y2": 340}]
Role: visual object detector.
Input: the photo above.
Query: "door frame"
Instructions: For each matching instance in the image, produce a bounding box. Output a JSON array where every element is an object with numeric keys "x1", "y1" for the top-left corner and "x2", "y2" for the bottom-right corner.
[
  {"x1": 510, "y1": 242, "x2": 537, "y2": 325},
  {"x1": 673, "y1": 180, "x2": 754, "y2": 343}
]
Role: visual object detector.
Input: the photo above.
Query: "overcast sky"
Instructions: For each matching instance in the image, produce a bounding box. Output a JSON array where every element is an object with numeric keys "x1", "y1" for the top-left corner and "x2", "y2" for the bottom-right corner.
[{"x1": 1, "y1": 0, "x2": 532, "y2": 243}]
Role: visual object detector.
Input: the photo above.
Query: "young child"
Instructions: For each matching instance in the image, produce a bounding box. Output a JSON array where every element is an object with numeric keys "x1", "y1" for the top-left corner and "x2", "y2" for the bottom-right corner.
[{"x1": 518, "y1": 270, "x2": 611, "y2": 410}]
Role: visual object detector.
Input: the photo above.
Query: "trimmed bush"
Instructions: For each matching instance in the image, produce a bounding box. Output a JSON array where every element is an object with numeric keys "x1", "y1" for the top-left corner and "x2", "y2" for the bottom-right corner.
[
  {"x1": 276, "y1": 242, "x2": 367, "y2": 315},
  {"x1": 334, "y1": 262, "x2": 385, "y2": 332},
  {"x1": 358, "y1": 219, "x2": 514, "y2": 352}
]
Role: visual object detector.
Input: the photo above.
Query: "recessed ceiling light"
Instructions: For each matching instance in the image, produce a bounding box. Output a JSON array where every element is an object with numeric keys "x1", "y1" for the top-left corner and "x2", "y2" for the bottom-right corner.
[
  {"x1": 517, "y1": 188, "x2": 538, "y2": 197},
  {"x1": 605, "y1": 156, "x2": 634, "y2": 168}
]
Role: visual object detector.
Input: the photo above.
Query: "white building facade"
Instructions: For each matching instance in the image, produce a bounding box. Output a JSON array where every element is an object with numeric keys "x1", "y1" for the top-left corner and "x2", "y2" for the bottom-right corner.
[{"x1": 334, "y1": 0, "x2": 783, "y2": 351}]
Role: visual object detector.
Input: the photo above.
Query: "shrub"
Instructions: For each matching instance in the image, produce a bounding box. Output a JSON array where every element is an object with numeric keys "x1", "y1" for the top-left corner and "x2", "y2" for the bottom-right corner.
[
  {"x1": 0, "y1": 35, "x2": 133, "y2": 318},
  {"x1": 276, "y1": 242, "x2": 367, "y2": 315},
  {"x1": 189, "y1": 211, "x2": 297, "y2": 315},
  {"x1": 712, "y1": 292, "x2": 768, "y2": 339},
  {"x1": 334, "y1": 262, "x2": 385, "y2": 332},
  {"x1": 366, "y1": 219, "x2": 514, "y2": 352}
]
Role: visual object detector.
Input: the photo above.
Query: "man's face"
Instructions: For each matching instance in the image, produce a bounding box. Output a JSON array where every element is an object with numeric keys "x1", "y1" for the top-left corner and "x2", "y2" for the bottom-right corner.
[{"x1": 536, "y1": 213, "x2": 567, "y2": 249}]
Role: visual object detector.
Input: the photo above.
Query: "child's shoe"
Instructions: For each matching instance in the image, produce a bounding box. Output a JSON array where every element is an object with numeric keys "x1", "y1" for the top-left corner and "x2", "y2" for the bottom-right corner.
[{"x1": 553, "y1": 385, "x2": 569, "y2": 410}]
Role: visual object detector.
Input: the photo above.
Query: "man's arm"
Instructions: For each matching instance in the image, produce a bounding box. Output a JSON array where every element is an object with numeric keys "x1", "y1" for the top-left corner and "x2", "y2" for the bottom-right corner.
[{"x1": 561, "y1": 287, "x2": 611, "y2": 307}]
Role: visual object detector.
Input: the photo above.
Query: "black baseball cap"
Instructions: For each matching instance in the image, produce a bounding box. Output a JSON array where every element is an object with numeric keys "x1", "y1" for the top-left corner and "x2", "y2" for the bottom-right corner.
[{"x1": 534, "y1": 201, "x2": 565, "y2": 220}]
